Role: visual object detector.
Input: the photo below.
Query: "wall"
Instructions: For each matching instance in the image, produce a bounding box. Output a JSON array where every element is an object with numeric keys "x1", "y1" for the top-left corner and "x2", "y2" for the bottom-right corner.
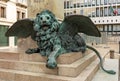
[{"x1": 27, "y1": 0, "x2": 64, "y2": 19}]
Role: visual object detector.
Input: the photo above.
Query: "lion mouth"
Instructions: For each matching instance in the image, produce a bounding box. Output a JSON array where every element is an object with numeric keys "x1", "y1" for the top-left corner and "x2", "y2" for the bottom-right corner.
[{"x1": 41, "y1": 25, "x2": 50, "y2": 30}]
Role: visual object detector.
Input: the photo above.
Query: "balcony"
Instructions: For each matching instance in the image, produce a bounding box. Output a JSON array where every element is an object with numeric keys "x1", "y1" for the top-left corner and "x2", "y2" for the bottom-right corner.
[
  {"x1": 91, "y1": 16, "x2": 120, "y2": 25},
  {"x1": 16, "y1": 0, "x2": 27, "y2": 8}
]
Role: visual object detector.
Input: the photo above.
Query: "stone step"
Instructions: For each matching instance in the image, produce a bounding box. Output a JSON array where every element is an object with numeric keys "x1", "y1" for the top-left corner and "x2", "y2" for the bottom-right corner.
[
  {"x1": 0, "y1": 59, "x2": 99, "y2": 81},
  {"x1": 0, "y1": 48, "x2": 92, "y2": 64},
  {"x1": 58, "y1": 53, "x2": 97, "y2": 77},
  {"x1": 71, "y1": 59, "x2": 99, "y2": 81},
  {"x1": 0, "y1": 49, "x2": 19, "y2": 60},
  {"x1": 0, "y1": 52, "x2": 96, "y2": 77}
]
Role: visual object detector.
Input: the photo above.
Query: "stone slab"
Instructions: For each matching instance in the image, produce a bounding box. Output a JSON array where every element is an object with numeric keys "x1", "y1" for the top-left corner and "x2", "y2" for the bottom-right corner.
[
  {"x1": 0, "y1": 52, "x2": 19, "y2": 61},
  {"x1": 0, "y1": 59, "x2": 99, "y2": 81}
]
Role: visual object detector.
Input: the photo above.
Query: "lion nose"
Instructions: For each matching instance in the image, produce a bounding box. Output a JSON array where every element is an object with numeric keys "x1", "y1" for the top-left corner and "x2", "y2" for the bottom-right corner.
[{"x1": 43, "y1": 21, "x2": 46, "y2": 24}]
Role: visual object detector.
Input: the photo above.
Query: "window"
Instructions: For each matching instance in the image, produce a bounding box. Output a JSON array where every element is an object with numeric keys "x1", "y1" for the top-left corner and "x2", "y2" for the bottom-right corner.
[
  {"x1": 0, "y1": 25, "x2": 8, "y2": 46},
  {"x1": 92, "y1": 0, "x2": 95, "y2": 6},
  {"x1": 80, "y1": 9, "x2": 84, "y2": 15},
  {"x1": 96, "y1": 0, "x2": 100, "y2": 5},
  {"x1": 34, "y1": 0, "x2": 43, "y2": 3},
  {"x1": 92, "y1": 11, "x2": 95, "y2": 17},
  {"x1": 0, "y1": 7, "x2": 6, "y2": 18},
  {"x1": 64, "y1": 13, "x2": 66, "y2": 17},
  {"x1": 67, "y1": 12, "x2": 69, "y2": 16},
  {"x1": 100, "y1": 0, "x2": 104, "y2": 5},
  {"x1": 64, "y1": 1, "x2": 67, "y2": 9},
  {"x1": 88, "y1": 0, "x2": 92, "y2": 6},
  {"x1": 104, "y1": 0, "x2": 108, "y2": 5},
  {"x1": 104, "y1": 7, "x2": 108, "y2": 16},
  {"x1": 118, "y1": 0, "x2": 120, "y2": 3},
  {"x1": 99, "y1": 27, "x2": 103, "y2": 32},
  {"x1": 109, "y1": 0, "x2": 116, "y2": 4},
  {"x1": 96, "y1": 8, "x2": 99, "y2": 17},
  {"x1": 17, "y1": 11, "x2": 26, "y2": 20},
  {"x1": 117, "y1": 8, "x2": 120, "y2": 15},
  {"x1": 84, "y1": 0, "x2": 88, "y2": 7},
  {"x1": 22, "y1": 12, "x2": 25, "y2": 18},
  {"x1": 100, "y1": 8, "x2": 103, "y2": 16},
  {"x1": 17, "y1": 11, "x2": 20, "y2": 20},
  {"x1": 64, "y1": 1, "x2": 70, "y2": 9},
  {"x1": 77, "y1": 3, "x2": 80, "y2": 7},
  {"x1": 74, "y1": 4, "x2": 76, "y2": 8}
]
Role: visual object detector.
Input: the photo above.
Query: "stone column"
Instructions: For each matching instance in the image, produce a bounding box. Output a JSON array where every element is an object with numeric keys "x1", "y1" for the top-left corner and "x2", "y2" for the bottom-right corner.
[{"x1": 27, "y1": 0, "x2": 64, "y2": 19}]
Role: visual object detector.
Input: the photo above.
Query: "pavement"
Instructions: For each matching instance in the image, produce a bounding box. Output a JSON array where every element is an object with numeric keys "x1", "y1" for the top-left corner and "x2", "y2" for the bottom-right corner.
[
  {"x1": 90, "y1": 43, "x2": 120, "y2": 81},
  {"x1": 92, "y1": 59, "x2": 119, "y2": 81}
]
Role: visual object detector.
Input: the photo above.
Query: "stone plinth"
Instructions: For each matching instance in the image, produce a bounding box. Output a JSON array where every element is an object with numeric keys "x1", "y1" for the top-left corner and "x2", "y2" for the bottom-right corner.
[{"x1": 0, "y1": 46, "x2": 117, "y2": 81}]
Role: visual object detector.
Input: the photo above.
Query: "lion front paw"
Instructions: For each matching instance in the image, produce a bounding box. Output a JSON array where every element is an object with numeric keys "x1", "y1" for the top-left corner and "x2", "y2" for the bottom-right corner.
[{"x1": 46, "y1": 58, "x2": 57, "y2": 69}]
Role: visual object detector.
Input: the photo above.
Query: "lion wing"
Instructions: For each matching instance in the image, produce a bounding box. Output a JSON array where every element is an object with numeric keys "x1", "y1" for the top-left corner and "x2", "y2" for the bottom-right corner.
[
  {"x1": 5, "y1": 18, "x2": 36, "y2": 40},
  {"x1": 59, "y1": 15, "x2": 101, "y2": 37}
]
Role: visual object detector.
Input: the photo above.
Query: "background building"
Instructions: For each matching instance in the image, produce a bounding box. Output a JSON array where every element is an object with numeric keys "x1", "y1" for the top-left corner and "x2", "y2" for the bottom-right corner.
[
  {"x1": 1, "y1": 0, "x2": 119, "y2": 47},
  {"x1": 64, "y1": 0, "x2": 120, "y2": 44},
  {"x1": 0, "y1": 0, "x2": 27, "y2": 47}
]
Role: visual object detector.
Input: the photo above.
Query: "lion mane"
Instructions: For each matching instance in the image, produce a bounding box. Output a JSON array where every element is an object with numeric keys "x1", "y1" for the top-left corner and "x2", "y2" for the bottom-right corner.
[{"x1": 32, "y1": 10, "x2": 61, "y2": 57}]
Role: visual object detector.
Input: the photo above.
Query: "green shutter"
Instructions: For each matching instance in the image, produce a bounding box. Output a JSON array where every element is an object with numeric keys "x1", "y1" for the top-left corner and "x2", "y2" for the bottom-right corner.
[{"x1": 0, "y1": 25, "x2": 9, "y2": 46}]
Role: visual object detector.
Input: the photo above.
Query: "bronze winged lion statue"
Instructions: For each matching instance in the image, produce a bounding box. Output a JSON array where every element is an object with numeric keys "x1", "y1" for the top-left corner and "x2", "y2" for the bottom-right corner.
[{"x1": 5, "y1": 10, "x2": 115, "y2": 74}]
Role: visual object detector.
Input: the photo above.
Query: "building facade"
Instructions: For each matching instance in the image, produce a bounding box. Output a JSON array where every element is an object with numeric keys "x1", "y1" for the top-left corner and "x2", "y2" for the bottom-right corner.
[
  {"x1": 0, "y1": 0, "x2": 27, "y2": 47},
  {"x1": 64, "y1": 0, "x2": 120, "y2": 44}
]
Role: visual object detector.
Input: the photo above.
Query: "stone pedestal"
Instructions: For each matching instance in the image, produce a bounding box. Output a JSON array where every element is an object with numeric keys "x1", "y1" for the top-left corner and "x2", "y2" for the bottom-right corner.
[
  {"x1": 0, "y1": 44, "x2": 118, "y2": 81},
  {"x1": 0, "y1": 45, "x2": 100, "y2": 81}
]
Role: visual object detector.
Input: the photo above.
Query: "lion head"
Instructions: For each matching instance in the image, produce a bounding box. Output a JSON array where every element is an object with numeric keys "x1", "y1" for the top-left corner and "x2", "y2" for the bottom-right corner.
[{"x1": 33, "y1": 10, "x2": 59, "y2": 31}]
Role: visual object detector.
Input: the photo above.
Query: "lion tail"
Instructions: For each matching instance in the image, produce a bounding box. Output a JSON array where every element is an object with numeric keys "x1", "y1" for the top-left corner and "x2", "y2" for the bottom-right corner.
[{"x1": 86, "y1": 45, "x2": 116, "y2": 74}]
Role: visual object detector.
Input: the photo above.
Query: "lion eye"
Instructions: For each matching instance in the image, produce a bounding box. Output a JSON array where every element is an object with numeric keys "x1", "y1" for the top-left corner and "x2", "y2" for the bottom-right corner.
[
  {"x1": 46, "y1": 16, "x2": 50, "y2": 20},
  {"x1": 40, "y1": 17, "x2": 43, "y2": 20}
]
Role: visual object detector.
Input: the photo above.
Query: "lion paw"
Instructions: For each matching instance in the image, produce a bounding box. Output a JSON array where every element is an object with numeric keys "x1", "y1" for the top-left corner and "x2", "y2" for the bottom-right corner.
[{"x1": 46, "y1": 58, "x2": 57, "y2": 69}]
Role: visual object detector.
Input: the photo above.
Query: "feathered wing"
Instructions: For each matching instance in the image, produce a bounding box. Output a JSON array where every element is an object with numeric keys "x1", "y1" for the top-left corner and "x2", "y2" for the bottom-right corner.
[
  {"x1": 5, "y1": 18, "x2": 36, "y2": 40},
  {"x1": 59, "y1": 15, "x2": 101, "y2": 37}
]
